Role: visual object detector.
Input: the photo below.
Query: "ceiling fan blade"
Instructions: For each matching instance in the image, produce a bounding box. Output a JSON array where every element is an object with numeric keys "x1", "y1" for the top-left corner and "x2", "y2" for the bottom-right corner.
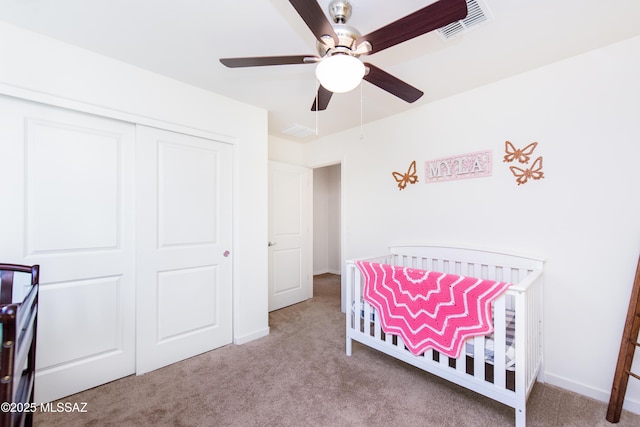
[
  {"x1": 356, "y1": 0, "x2": 468, "y2": 55},
  {"x1": 363, "y1": 63, "x2": 423, "y2": 103},
  {"x1": 220, "y1": 55, "x2": 318, "y2": 68},
  {"x1": 311, "y1": 85, "x2": 333, "y2": 111},
  {"x1": 289, "y1": 0, "x2": 339, "y2": 45}
]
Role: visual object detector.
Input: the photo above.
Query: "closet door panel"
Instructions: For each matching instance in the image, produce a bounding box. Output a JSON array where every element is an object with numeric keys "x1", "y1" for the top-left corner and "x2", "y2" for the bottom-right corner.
[
  {"x1": 158, "y1": 141, "x2": 219, "y2": 246},
  {"x1": 0, "y1": 96, "x2": 136, "y2": 403},
  {"x1": 25, "y1": 119, "x2": 120, "y2": 252},
  {"x1": 37, "y1": 276, "x2": 123, "y2": 366},
  {"x1": 135, "y1": 125, "x2": 233, "y2": 374}
]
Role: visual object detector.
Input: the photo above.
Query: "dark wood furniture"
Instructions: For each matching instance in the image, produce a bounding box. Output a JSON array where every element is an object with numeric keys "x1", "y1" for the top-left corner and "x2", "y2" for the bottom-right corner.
[
  {"x1": 0, "y1": 264, "x2": 39, "y2": 427},
  {"x1": 607, "y1": 257, "x2": 640, "y2": 423}
]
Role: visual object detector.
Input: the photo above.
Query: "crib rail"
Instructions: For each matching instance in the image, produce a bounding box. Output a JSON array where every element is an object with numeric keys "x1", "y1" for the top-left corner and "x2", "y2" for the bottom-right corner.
[{"x1": 345, "y1": 245, "x2": 544, "y2": 427}]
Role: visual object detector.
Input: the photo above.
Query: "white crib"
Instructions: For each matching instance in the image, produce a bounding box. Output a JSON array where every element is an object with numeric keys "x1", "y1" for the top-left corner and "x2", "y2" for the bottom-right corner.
[{"x1": 346, "y1": 245, "x2": 544, "y2": 427}]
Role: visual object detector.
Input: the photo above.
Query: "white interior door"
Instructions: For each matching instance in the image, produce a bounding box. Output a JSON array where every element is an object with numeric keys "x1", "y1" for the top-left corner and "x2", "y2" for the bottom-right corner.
[
  {"x1": 135, "y1": 126, "x2": 233, "y2": 374},
  {"x1": 0, "y1": 96, "x2": 136, "y2": 403},
  {"x1": 268, "y1": 161, "x2": 312, "y2": 311}
]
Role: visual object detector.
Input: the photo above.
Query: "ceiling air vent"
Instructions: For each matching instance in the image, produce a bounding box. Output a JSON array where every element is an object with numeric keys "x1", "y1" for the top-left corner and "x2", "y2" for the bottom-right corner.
[
  {"x1": 437, "y1": 0, "x2": 492, "y2": 40},
  {"x1": 281, "y1": 123, "x2": 316, "y2": 138}
]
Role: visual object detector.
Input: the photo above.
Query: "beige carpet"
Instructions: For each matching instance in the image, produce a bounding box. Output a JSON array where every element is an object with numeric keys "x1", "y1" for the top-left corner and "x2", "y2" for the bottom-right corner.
[{"x1": 35, "y1": 274, "x2": 639, "y2": 426}]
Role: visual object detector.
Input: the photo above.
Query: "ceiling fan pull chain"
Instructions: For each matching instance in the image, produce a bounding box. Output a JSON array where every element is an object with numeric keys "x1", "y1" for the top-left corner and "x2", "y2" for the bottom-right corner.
[
  {"x1": 315, "y1": 81, "x2": 319, "y2": 136},
  {"x1": 359, "y1": 81, "x2": 363, "y2": 139}
]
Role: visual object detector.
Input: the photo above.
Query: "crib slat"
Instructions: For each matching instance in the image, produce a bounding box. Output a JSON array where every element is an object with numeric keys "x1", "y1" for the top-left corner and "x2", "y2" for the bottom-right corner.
[
  {"x1": 493, "y1": 296, "x2": 507, "y2": 387},
  {"x1": 473, "y1": 335, "x2": 485, "y2": 381},
  {"x1": 528, "y1": 279, "x2": 539, "y2": 382},
  {"x1": 385, "y1": 329, "x2": 393, "y2": 344},
  {"x1": 456, "y1": 346, "x2": 467, "y2": 373},
  {"x1": 373, "y1": 306, "x2": 381, "y2": 340},
  {"x1": 363, "y1": 300, "x2": 372, "y2": 337},
  {"x1": 471, "y1": 263, "x2": 480, "y2": 280},
  {"x1": 515, "y1": 284, "x2": 527, "y2": 397},
  {"x1": 439, "y1": 351, "x2": 449, "y2": 368},
  {"x1": 488, "y1": 264, "x2": 497, "y2": 281},
  {"x1": 396, "y1": 335, "x2": 405, "y2": 351},
  {"x1": 346, "y1": 264, "x2": 354, "y2": 356},
  {"x1": 425, "y1": 349, "x2": 434, "y2": 363},
  {"x1": 354, "y1": 268, "x2": 362, "y2": 333}
]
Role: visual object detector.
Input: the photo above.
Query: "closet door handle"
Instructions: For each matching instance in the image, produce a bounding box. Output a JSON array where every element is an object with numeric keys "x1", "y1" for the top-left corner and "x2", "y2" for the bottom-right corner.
[
  {"x1": 268, "y1": 241, "x2": 277, "y2": 247},
  {"x1": 223, "y1": 250, "x2": 230, "y2": 257}
]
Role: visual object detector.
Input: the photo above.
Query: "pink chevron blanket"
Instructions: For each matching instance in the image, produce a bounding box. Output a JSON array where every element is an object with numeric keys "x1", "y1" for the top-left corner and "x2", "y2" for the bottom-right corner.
[{"x1": 355, "y1": 261, "x2": 511, "y2": 358}]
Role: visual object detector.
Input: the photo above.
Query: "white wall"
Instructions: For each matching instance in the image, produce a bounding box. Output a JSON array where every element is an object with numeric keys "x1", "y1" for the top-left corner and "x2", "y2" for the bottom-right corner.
[
  {"x1": 0, "y1": 22, "x2": 270, "y2": 345},
  {"x1": 268, "y1": 134, "x2": 305, "y2": 165},
  {"x1": 302, "y1": 35, "x2": 640, "y2": 413}
]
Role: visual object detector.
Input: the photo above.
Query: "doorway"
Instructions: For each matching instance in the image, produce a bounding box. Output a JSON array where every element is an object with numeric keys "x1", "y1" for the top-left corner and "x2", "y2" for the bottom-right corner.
[
  {"x1": 312, "y1": 163, "x2": 341, "y2": 290},
  {"x1": 267, "y1": 161, "x2": 342, "y2": 310}
]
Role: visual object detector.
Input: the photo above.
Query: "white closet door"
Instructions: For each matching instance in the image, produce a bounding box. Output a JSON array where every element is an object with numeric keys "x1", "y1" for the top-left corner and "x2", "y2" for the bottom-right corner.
[
  {"x1": 0, "y1": 96, "x2": 136, "y2": 403},
  {"x1": 135, "y1": 126, "x2": 233, "y2": 374}
]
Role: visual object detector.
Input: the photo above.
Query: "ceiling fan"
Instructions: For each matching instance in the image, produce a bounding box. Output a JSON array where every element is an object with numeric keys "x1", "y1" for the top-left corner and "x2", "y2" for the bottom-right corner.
[{"x1": 220, "y1": 0, "x2": 468, "y2": 111}]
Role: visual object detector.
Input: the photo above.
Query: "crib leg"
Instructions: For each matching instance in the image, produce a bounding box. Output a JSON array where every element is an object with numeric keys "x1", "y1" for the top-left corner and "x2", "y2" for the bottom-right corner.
[
  {"x1": 346, "y1": 335, "x2": 352, "y2": 356},
  {"x1": 515, "y1": 406, "x2": 526, "y2": 427}
]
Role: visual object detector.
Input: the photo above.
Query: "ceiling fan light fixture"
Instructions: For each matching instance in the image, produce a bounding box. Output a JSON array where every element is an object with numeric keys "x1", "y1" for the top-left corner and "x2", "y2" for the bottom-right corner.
[{"x1": 315, "y1": 54, "x2": 364, "y2": 93}]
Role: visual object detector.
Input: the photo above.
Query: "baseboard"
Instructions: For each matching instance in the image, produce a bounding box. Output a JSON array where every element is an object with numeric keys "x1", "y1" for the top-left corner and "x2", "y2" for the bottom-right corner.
[
  {"x1": 544, "y1": 371, "x2": 640, "y2": 415},
  {"x1": 233, "y1": 327, "x2": 270, "y2": 345},
  {"x1": 313, "y1": 269, "x2": 341, "y2": 276}
]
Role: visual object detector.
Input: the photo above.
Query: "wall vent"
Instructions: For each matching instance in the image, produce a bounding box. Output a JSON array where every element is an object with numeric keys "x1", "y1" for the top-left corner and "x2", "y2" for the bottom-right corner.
[
  {"x1": 437, "y1": 0, "x2": 492, "y2": 40},
  {"x1": 281, "y1": 123, "x2": 316, "y2": 138}
]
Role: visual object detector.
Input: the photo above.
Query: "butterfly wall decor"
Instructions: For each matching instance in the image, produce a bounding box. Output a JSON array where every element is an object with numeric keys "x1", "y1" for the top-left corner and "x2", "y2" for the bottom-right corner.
[
  {"x1": 509, "y1": 156, "x2": 544, "y2": 185},
  {"x1": 503, "y1": 141, "x2": 545, "y2": 186},
  {"x1": 503, "y1": 141, "x2": 537, "y2": 163},
  {"x1": 392, "y1": 160, "x2": 418, "y2": 190}
]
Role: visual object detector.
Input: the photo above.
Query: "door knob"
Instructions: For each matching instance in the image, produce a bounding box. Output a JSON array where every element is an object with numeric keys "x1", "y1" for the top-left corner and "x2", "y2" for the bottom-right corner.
[
  {"x1": 268, "y1": 241, "x2": 277, "y2": 247},
  {"x1": 223, "y1": 250, "x2": 230, "y2": 257}
]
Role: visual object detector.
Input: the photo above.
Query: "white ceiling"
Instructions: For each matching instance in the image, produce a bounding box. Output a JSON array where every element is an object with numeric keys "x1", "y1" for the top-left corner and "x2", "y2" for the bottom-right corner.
[{"x1": 1, "y1": 0, "x2": 639, "y2": 142}]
